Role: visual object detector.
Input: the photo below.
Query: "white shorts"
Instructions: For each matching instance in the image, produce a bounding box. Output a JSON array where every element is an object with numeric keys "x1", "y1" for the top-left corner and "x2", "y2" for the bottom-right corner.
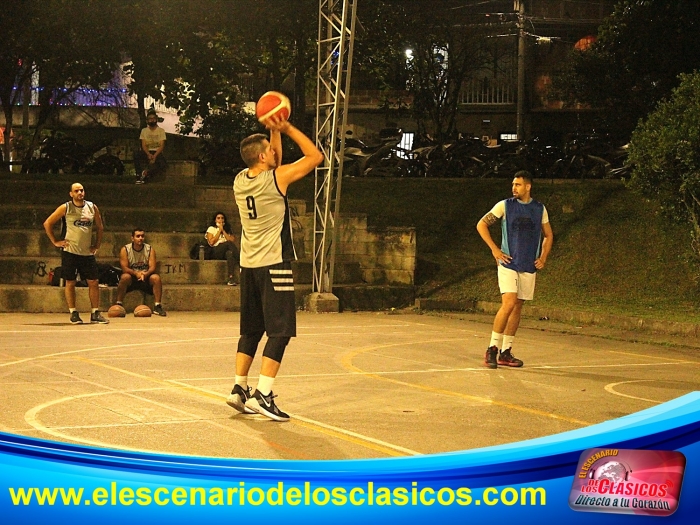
[{"x1": 498, "y1": 265, "x2": 537, "y2": 301}]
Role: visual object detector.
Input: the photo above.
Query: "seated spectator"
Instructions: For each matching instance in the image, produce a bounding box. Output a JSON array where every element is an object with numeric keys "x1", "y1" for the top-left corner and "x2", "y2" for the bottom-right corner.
[
  {"x1": 205, "y1": 211, "x2": 240, "y2": 286},
  {"x1": 134, "y1": 109, "x2": 166, "y2": 184},
  {"x1": 115, "y1": 228, "x2": 167, "y2": 316}
]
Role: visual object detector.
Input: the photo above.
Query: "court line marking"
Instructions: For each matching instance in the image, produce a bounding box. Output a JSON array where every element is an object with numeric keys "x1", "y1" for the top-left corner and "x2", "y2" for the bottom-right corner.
[
  {"x1": 607, "y1": 350, "x2": 698, "y2": 363},
  {"x1": 166, "y1": 360, "x2": 695, "y2": 382},
  {"x1": 77, "y1": 356, "x2": 419, "y2": 456},
  {"x1": 23, "y1": 366, "x2": 312, "y2": 459},
  {"x1": 340, "y1": 339, "x2": 595, "y2": 427},
  {"x1": 24, "y1": 355, "x2": 418, "y2": 458},
  {"x1": 6, "y1": 325, "x2": 694, "y2": 457},
  {"x1": 168, "y1": 380, "x2": 420, "y2": 457},
  {"x1": 0, "y1": 336, "x2": 241, "y2": 368},
  {"x1": 604, "y1": 380, "x2": 665, "y2": 404}
]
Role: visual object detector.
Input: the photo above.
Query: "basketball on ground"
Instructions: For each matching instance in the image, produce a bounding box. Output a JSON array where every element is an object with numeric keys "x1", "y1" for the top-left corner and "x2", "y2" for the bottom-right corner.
[
  {"x1": 107, "y1": 304, "x2": 126, "y2": 318},
  {"x1": 134, "y1": 305, "x2": 152, "y2": 318},
  {"x1": 256, "y1": 91, "x2": 291, "y2": 123}
]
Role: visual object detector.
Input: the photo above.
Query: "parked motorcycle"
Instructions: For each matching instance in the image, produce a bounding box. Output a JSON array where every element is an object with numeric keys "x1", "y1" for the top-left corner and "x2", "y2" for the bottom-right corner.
[{"x1": 341, "y1": 128, "x2": 404, "y2": 177}]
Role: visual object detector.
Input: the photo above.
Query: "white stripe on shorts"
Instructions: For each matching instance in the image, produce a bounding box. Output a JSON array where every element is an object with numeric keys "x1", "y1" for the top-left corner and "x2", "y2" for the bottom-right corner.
[
  {"x1": 269, "y1": 269, "x2": 293, "y2": 275},
  {"x1": 273, "y1": 286, "x2": 295, "y2": 292}
]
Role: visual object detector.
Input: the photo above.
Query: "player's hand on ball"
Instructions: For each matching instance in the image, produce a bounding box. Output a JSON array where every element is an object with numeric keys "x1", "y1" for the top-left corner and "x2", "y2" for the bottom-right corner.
[{"x1": 263, "y1": 114, "x2": 290, "y2": 132}]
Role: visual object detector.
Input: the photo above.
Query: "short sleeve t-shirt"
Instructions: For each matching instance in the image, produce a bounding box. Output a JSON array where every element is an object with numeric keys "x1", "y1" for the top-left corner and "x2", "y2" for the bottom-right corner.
[
  {"x1": 206, "y1": 226, "x2": 227, "y2": 247},
  {"x1": 140, "y1": 126, "x2": 166, "y2": 152}
]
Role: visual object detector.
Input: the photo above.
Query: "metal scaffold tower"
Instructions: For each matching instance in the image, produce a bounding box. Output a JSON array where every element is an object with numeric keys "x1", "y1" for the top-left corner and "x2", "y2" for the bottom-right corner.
[{"x1": 309, "y1": 0, "x2": 357, "y2": 312}]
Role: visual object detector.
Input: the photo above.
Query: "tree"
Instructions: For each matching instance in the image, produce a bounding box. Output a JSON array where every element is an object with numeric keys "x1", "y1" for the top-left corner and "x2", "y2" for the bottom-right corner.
[
  {"x1": 0, "y1": 0, "x2": 126, "y2": 169},
  {"x1": 0, "y1": 1, "x2": 38, "y2": 170},
  {"x1": 627, "y1": 72, "x2": 700, "y2": 264},
  {"x1": 354, "y1": 1, "x2": 497, "y2": 142},
  {"x1": 554, "y1": 0, "x2": 700, "y2": 142},
  {"x1": 170, "y1": 0, "x2": 318, "y2": 133}
]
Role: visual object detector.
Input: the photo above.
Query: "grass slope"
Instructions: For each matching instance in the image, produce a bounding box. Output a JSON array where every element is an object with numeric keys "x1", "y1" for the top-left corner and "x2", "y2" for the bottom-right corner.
[{"x1": 289, "y1": 177, "x2": 700, "y2": 323}]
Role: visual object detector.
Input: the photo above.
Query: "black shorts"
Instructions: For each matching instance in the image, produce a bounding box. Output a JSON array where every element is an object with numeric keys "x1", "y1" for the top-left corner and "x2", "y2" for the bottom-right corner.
[
  {"x1": 126, "y1": 278, "x2": 154, "y2": 295},
  {"x1": 61, "y1": 251, "x2": 99, "y2": 281},
  {"x1": 239, "y1": 262, "x2": 296, "y2": 338}
]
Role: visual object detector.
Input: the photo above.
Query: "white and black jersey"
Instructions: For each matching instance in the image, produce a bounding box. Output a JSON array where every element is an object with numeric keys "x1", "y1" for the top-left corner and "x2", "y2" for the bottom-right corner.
[
  {"x1": 60, "y1": 200, "x2": 96, "y2": 256},
  {"x1": 233, "y1": 169, "x2": 296, "y2": 268},
  {"x1": 125, "y1": 243, "x2": 151, "y2": 272}
]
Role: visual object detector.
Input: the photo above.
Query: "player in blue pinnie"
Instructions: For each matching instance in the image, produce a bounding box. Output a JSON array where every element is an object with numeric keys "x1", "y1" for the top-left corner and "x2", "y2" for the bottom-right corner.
[{"x1": 476, "y1": 171, "x2": 554, "y2": 369}]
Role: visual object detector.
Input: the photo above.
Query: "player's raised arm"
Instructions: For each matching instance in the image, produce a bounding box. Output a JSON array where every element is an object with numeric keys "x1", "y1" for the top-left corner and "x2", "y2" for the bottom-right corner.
[{"x1": 264, "y1": 116, "x2": 324, "y2": 194}]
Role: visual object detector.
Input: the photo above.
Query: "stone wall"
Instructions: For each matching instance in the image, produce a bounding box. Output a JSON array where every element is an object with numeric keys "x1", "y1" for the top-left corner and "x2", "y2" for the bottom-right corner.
[{"x1": 195, "y1": 191, "x2": 416, "y2": 285}]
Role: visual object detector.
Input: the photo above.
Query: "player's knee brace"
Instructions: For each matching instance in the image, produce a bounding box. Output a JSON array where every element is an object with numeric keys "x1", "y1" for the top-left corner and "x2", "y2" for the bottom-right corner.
[
  {"x1": 237, "y1": 331, "x2": 264, "y2": 357},
  {"x1": 262, "y1": 336, "x2": 290, "y2": 363}
]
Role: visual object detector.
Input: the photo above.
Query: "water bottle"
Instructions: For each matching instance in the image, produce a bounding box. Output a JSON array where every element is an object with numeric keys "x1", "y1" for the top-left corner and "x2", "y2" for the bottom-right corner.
[{"x1": 199, "y1": 245, "x2": 205, "y2": 261}]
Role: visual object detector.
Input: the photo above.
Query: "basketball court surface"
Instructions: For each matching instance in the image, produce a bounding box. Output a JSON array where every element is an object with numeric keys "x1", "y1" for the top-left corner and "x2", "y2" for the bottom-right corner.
[{"x1": 1, "y1": 311, "x2": 698, "y2": 460}]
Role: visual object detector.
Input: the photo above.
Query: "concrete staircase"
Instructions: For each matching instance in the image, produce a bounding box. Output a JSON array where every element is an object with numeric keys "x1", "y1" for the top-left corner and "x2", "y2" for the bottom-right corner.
[{"x1": 0, "y1": 167, "x2": 415, "y2": 313}]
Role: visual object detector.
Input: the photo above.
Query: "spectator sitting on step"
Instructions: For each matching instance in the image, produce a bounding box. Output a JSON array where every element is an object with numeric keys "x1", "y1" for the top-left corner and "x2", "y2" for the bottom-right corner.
[
  {"x1": 205, "y1": 211, "x2": 240, "y2": 286},
  {"x1": 134, "y1": 109, "x2": 166, "y2": 184},
  {"x1": 114, "y1": 228, "x2": 166, "y2": 316}
]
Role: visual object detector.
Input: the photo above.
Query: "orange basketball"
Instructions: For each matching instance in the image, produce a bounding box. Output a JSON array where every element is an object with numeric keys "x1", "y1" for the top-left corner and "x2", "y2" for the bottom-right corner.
[
  {"x1": 134, "y1": 305, "x2": 152, "y2": 318},
  {"x1": 256, "y1": 91, "x2": 291, "y2": 123},
  {"x1": 107, "y1": 304, "x2": 126, "y2": 318}
]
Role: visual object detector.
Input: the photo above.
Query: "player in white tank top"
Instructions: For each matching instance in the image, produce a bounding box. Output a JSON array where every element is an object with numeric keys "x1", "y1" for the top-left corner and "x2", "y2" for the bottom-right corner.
[{"x1": 43, "y1": 182, "x2": 107, "y2": 324}]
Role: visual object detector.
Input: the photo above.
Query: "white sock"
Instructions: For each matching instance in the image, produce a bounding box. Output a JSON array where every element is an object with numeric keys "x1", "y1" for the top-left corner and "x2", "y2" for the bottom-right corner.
[
  {"x1": 256, "y1": 375, "x2": 275, "y2": 396},
  {"x1": 502, "y1": 335, "x2": 515, "y2": 352},
  {"x1": 489, "y1": 332, "x2": 503, "y2": 349},
  {"x1": 91, "y1": 308, "x2": 98, "y2": 313},
  {"x1": 235, "y1": 375, "x2": 248, "y2": 389},
  {"x1": 69, "y1": 308, "x2": 76, "y2": 313}
]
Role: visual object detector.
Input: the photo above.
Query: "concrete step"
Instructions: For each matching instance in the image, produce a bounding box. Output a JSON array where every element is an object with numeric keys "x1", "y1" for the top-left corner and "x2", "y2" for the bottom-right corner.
[
  {"x1": 0, "y1": 284, "x2": 242, "y2": 313},
  {"x1": 0, "y1": 177, "x2": 198, "y2": 208},
  {"x1": 2, "y1": 204, "x2": 215, "y2": 233},
  {"x1": 0, "y1": 257, "x2": 229, "y2": 285},
  {"x1": 0, "y1": 256, "x2": 365, "y2": 286},
  {"x1": 2, "y1": 230, "x2": 210, "y2": 258},
  {"x1": 0, "y1": 199, "x2": 307, "y2": 233},
  {"x1": 0, "y1": 174, "x2": 307, "y2": 211},
  {"x1": 0, "y1": 283, "x2": 415, "y2": 313}
]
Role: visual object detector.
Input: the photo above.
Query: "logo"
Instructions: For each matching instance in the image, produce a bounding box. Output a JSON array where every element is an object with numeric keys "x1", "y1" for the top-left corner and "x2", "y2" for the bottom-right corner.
[
  {"x1": 73, "y1": 219, "x2": 93, "y2": 228},
  {"x1": 569, "y1": 448, "x2": 686, "y2": 517},
  {"x1": 259, "y1": 395, "x2": 272, "y2": 408}
]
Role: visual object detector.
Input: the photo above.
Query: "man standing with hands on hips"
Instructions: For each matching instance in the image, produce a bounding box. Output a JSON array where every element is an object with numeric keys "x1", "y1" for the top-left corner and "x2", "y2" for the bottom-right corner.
[
  {"x1": 226, "y1": 113, "x2": 323, "y2": 421},
  {"x1": 43, "y1": 182, "x2": 109, "y2": 325},
  {"x1": 476, "y1": 171, "x2": 553, "y2": 369}
]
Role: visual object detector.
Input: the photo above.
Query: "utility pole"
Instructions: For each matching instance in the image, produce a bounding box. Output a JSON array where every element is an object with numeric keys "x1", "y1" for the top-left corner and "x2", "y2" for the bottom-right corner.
[{"x1": 516, "y1": 0, "x2": 526, "y2": 140}]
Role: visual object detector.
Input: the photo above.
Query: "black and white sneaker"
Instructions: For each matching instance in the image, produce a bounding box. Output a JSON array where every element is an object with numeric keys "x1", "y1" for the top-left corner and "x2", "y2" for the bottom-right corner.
[
  {"x1": 90, "y1": 311, "x2": 109, "y2": 324},
  {"x1": 153, "y1": 304, "x2": 167, "y2": 316},
  {"x1": 226, "y1": 384, "x2": 255, "y2": 414},
  {"x1": 70, "y1": 311, "x2": 83, "y2": 325},
  {"x1": 244, "y1": 390, "x2": 290, "y2": 422}
]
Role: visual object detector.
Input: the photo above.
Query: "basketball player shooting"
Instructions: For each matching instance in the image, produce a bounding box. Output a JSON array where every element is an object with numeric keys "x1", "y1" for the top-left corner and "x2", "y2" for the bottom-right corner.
[{"x1": 226, "y1": 110, "x2": 323, "y2": 421}]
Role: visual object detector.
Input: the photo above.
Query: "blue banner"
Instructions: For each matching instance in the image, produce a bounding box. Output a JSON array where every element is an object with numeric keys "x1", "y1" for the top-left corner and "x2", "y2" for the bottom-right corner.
[{"x1": 2, "y1": 392, "x2": 699, "y2": 524}]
